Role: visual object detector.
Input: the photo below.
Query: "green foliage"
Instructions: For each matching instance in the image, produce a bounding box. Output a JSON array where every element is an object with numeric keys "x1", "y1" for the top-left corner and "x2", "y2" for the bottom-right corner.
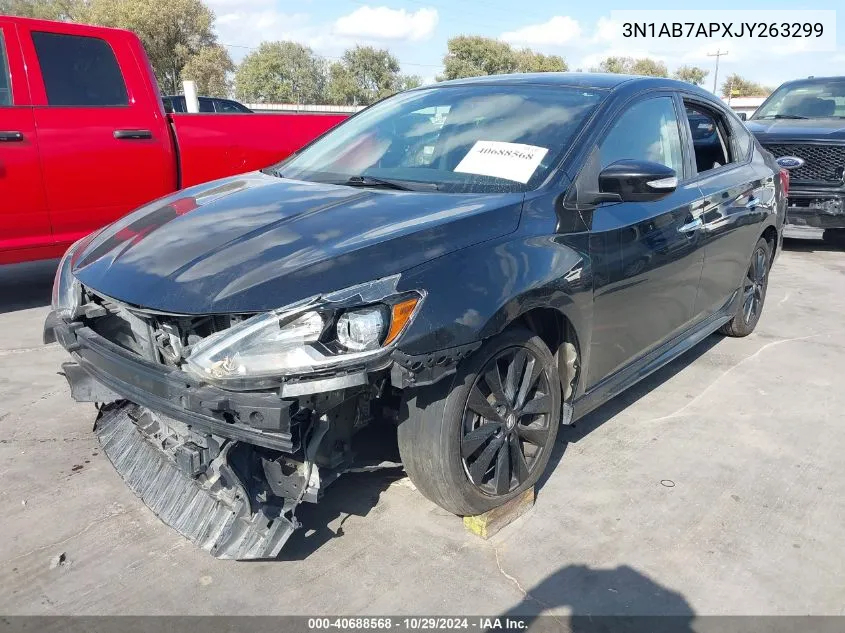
[
  {"x1": 181, "y1": 45, "x2": 234, "y2": 98},
  {"x1": 234, "y1": 41, "x2": 326, "y2": 104},
  {"x1": 441, "y1": 36, "x2": 567, "y2": 80},
  {"x1": 592, "y1": 56, "x2": 667, "y2": 77},
  {"x1": 83, "y1": 0, "x2": 217, "y2": 94},
  {"x1": 721, "y1": 73, "x2": 772, "y2": 97},
  {"x1": 0, "y1": 0, "x2": 85, "y2": 20},
  {"x1": 326, "y1": 46, "x2": 417, "y2": 106},
  {"x1": 515, "y1": 49, "x2": 568, "y2": 73},
  {"x1": 673, "y1": 65, "x2": 709, "y2": 86}
]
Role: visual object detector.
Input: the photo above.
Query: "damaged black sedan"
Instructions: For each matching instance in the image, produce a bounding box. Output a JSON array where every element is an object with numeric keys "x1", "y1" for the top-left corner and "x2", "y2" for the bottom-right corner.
[{"x1": 46, "y1": 73, "x2": 785, "y2": 559}]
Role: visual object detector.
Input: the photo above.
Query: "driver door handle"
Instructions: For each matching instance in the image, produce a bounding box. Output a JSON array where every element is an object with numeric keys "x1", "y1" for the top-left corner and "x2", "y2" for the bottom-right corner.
[
  {"x1": 679, "y1": 217, "x2": 703, "y2": 233},
  {"x1": 0, "y1": 131, "x2": 24, "y2": 142},
  {"x1": 113, "y1": 129, "x2": 153, "y2": 140}
]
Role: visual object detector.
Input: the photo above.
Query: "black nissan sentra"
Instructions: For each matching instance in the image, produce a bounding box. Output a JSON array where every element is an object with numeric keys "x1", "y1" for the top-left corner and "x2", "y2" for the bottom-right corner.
[{"x1": 45, "y1": 73, "x2": 785, "y2": 558}]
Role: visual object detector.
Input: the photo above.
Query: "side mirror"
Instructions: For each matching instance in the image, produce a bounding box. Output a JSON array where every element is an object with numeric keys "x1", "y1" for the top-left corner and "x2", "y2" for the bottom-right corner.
[
  {"x1": 738, "y1": 112, "x2": 747, "y2": 121},
  {"x1": 597, "y1": 159, "x2": 678, "y2": 203}
]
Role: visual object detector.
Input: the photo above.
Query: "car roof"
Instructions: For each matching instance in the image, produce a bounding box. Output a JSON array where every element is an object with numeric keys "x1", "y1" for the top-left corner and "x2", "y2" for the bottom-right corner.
[{"x1": 431, "y1": 72, "x2": 717, "y2": 98}]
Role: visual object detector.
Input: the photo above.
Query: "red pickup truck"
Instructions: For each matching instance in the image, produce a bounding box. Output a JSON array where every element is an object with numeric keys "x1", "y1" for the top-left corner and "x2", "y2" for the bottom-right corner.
[{"x1": 0, "y1": 16, "x2": 348, "y2": 265}]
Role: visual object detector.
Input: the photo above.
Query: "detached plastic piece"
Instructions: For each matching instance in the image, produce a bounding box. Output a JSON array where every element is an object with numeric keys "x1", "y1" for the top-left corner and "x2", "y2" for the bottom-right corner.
[{"x1": 95, "y1": 403, "x2": 298, "y2": 560}]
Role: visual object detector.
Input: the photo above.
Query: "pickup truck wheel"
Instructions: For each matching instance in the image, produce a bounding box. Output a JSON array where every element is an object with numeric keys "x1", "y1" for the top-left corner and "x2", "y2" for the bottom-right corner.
[
  {"x1": 719, "y1": 237, "x2": 771, "y2": 338},
  {"x1": 398, "y1": 328, "x2": 561, "y2": 516}
]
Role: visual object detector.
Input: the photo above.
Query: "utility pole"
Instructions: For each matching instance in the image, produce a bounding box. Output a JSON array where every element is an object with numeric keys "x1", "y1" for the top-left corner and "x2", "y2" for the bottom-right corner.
[{"x1": 707, "y1": 49, "x2": 728, "y2": 95}]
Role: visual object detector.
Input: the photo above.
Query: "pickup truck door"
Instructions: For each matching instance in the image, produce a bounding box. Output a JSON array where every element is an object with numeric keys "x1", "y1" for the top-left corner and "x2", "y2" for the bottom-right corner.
[
  {"x1": 18, "y1": 21, "x2": 176, "y2": 248},
  {"x1": 0, "y1": 22, "x2": 52, "y2": 264},
  {"x1": 586, "y1": 94, "x2": 706, "y2": 388}
]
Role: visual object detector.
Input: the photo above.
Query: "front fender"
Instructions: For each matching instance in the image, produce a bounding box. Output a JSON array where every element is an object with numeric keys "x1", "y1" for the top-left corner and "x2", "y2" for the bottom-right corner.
[{"x1": 395, "y1": 233, "x2": 593, "y2": 361}]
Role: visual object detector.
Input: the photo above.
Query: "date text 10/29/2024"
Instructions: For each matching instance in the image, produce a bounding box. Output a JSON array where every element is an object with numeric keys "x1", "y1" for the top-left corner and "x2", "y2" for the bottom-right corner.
[{"x1": 308, "y1": 618, "x2": 528, "y2": 631}]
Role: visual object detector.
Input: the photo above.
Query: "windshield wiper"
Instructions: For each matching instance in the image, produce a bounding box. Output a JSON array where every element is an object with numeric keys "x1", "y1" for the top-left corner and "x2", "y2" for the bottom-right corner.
[
  {"x1": 341, "y1": 175, "x2": 437, "y2": 191},
  {"x1": 758, "y1": 114, "x2": 809, "y2": 120}
]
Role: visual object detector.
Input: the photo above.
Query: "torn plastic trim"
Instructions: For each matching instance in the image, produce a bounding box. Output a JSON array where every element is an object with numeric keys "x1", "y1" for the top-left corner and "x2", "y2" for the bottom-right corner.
[{"x1": 390, "y1": 341, "x2": 482, "y2": 388}]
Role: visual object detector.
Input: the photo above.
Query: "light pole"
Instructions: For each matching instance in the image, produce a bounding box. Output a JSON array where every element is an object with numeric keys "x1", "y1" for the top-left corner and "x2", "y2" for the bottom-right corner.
[{"x1": 707, "y1": 49, "x2": 728, "y2": 95}]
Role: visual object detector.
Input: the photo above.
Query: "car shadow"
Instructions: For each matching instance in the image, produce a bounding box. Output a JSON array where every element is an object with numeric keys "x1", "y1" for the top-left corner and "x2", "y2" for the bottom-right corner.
[
  {"x1": 538, "y1": 334, "x2": 723, "y2": 493},
  {"x1": 782, "y1": 236, "x2": 843, "y2": 253},
  {"x1": 0, "y1": 259, "x2": 58, "y2": 314},
  {"x1": 275, "y1": 421, "x2": 406, "y2": 561},
  {"x1": 499, "y1": 564, "x2": 695, "y2": 629}
]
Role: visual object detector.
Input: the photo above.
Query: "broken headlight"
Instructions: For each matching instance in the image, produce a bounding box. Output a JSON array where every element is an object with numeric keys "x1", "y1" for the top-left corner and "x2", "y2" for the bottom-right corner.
[
  {"x1": 51, "y1": 238, "x2": 85, "y2": 318},
  {"x1": 184, "y1": 275, "x2": 423, "y2": 391}
]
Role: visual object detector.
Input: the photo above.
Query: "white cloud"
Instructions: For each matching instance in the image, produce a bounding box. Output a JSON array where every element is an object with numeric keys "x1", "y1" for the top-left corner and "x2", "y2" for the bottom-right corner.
[
  {"x1": 333, "y1": 6, "x2": 438, "y2": 42},
  {"x1": 500, "y1": 16, "x2": 581, "y2": 47}
]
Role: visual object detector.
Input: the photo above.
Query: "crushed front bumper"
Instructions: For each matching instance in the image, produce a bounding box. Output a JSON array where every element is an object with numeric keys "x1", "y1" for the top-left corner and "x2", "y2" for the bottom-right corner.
[
  {"x1": 45, "y1": 314, "x2": 360, "y2": 559},
  {"x1": 50, "y1": 317, "x2": 299, "y2": 451},
  {"x1": 785, "y1": 189, "x2": 845, "y2": 230}
]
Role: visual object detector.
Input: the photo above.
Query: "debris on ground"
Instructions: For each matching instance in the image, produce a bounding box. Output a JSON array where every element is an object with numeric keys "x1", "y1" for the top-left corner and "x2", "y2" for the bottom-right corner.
[{"x1": 49, "y1": 552, "x2": 67, "y2": 569}]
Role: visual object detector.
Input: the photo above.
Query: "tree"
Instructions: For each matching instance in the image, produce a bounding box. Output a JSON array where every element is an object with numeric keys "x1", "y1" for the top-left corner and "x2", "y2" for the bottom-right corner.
[
  {"x1": 592, "y1": 56, "x2": 667, "y2": 77},
  {"x1": 441, "y1": 36, "x2": 567, "y2": 80},
  {"x1": 673, "y1": 65, "x2": 709, "y2": 86},
  {"x1": 234, "y1": 41, "x2": 326, "y2": 104},
  {"x1": 83, "y1": 0, "x2": 217, "y2": 94},
  {"x1": 593, "y1": 56, "x2": 630, "y2": 74},
  {"x1": 327, "y1": 46, "x2": 413, "y2": 106},
  {"x1": 0, "y1": 0, "x2": 85, "y2": 20},
  {"x1": 515, "y1": 49, "x2": 567, "y2": 73},
  {"x1": 629, "y1": 58, "x2": 668, "y2": 77},
  {"x1": 720, "y1": 74, "x2": 772, "y2": 98},
  {"x1": 441, "y1": 36, "x2": 519, "y2": 80},
  {"x1": 181, "y1": 45, "x2": 234, "y2": 98},
  {"x1": 400, "y1": 75, "x2": 423, "y2": 91}
]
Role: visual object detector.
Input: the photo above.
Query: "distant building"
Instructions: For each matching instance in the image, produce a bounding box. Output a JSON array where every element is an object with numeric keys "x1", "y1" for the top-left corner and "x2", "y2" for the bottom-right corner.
[
  {"x1": 721, "y1": 96, "x2": 768, "y2": 119},
  {"x1": 244, "y1": 103, "x2": 365, "y2": 114}
]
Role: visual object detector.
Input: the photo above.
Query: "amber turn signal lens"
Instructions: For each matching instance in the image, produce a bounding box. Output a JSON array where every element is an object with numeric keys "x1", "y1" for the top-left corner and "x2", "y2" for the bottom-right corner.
[{"x1": 383, "y1": 297, "x2": 419, "y2": 346}]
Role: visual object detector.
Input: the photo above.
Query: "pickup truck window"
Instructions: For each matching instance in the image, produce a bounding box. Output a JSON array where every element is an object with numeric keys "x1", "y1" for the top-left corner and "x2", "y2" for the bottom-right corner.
[
  {"x1": 32, "y1": 31, "x2": 128, "y2": 107},
  {"x1": 0, "y1": 32, "x2": 10, "y2": 105}
]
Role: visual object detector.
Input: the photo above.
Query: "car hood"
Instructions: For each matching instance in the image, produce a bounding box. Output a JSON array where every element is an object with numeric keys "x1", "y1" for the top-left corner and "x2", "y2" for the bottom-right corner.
[
  {"x1": 747, "y1": 118, "x2": 845, "y2": 142},
  {"x1": 72, "y1": 172, "x2": 523, "y2": 313}
]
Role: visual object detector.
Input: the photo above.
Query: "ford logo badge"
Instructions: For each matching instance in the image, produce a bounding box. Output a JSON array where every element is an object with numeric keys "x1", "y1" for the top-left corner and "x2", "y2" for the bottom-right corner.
[{"x1": 776, "y1": 156, "x2": 805, "y2": 170}]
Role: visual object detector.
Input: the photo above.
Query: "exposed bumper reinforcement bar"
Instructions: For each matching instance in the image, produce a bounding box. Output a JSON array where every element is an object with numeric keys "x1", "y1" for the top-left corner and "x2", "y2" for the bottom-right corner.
[{"x1": 52, "y1": 317, "x2": 298, "y2": 452}]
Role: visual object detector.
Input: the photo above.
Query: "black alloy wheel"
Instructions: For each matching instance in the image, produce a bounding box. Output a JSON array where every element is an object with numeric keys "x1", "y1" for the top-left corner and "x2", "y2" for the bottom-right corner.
[
  {"x1": 397, "y1": 328, "x2": 562, "y2": 516},
  {"x1": 720, "y1": 236, "x2": 772, "y2": 337},
  {"x1": 460, "y1": 347, "x2": 553, "y2": 496},
  {"x1": 742, "y1": 245, "x2": 768, "y2": 324}
]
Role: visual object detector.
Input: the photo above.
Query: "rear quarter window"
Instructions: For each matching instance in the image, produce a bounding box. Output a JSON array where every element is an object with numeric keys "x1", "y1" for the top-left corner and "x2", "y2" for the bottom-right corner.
[
  {"x1": 32, "y1": 31, "x2": 128, "y2": 106},
  {"x1": 729, "y1": 116, "x2": 753, "y2": 162}
]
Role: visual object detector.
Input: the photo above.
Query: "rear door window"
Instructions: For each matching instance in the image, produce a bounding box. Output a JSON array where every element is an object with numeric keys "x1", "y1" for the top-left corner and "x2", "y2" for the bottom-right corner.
[
  {"x1": 0, "y1": 31, "x2": 11, "y2": 105},
  {"x1": 31, "y1": 31, "x2": 128, "y2": 106}
]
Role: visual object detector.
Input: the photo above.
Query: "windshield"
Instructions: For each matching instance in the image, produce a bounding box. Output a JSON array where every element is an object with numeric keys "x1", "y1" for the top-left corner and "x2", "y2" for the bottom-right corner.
[
  {"x1": 271, "y1": 84, "x2": 605, "y2": 193},
  {"x1": 752, "y1": 79, "x2": 845, "y2": 120}
]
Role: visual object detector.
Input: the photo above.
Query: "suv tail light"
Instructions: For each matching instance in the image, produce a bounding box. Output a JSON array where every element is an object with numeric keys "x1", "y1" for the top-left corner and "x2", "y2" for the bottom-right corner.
[{"x1": 779, "y1": 168, "x2": 790, "y2": 197}]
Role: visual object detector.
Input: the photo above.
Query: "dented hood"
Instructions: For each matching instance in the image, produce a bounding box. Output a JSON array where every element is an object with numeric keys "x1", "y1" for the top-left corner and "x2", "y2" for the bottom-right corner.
[{"x1": 72, "y1": 172, "x2": 523, "y2": 314}]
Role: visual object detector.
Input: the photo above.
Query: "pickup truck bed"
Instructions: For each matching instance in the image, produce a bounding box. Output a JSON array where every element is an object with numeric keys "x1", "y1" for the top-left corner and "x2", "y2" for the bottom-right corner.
[{"x1": 0, "y1": 16, "x2": 347, "y2": 264}]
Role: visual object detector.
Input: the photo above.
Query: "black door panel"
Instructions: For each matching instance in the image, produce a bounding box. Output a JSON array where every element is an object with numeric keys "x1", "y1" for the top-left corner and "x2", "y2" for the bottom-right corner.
[
  {"x1": 693, "y1": 165, "x2": 773, "y2": 317},
  {"x1": 588, "y1": 184, "x2": 705, "y2": 388}
]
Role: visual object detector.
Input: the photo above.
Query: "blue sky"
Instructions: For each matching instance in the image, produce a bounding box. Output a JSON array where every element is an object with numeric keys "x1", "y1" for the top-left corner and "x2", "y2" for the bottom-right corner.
[{"x1": 207, "y1": 0, "x2": 844, "y2": 91}]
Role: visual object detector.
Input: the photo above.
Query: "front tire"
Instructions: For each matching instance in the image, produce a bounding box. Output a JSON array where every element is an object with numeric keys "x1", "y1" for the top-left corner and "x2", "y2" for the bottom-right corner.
[
  {"x1": 398, "y1": 328, "x2": 561, "y2": 516},
  {"x1": 719, "y1": 236, "x2": 772, "y2": 337}
]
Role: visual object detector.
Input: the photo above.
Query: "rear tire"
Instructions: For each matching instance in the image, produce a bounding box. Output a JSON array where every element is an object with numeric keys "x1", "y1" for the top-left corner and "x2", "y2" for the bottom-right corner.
[
  {"x1": 398, "y1": 328, "x2": 561, "y2": 516},
  {"x1": 719, "y1": 236, "x2": 772, "y2": 338}
]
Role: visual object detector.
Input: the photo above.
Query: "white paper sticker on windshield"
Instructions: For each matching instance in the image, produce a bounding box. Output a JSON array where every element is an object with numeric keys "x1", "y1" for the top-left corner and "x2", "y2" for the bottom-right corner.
[{"x1": 454, "y1": 141, "x2": 549, "y2": 184}]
